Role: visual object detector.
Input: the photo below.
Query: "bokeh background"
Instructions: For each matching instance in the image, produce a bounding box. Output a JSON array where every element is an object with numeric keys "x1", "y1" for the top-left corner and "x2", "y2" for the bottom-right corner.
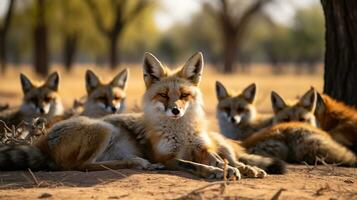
[{"x1": 0, "y1": 0, "x2": 324, "y2": 130}]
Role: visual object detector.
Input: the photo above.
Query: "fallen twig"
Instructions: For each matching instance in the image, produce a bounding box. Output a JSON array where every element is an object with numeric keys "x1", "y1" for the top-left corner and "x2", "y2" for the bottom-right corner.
[{"x1": 99, "y1": 164, "x2": 128, "y2": 178}]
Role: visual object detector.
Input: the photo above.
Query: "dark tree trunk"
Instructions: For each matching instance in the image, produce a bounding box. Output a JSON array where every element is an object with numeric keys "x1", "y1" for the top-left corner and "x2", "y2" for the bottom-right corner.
[
  {"x1": 223, "y1": 35, "x2": 237, "y2": 73},
  {"x1": 63, "y1": 32, "x2": 78, "y2": 72},
  {"x1": 0, "y1": 0, "x2": 15, "y2": 75},
  {"x1": 108, "y1": 33, "x2": 119, "y2": 69},
  {"x1": 0, "y1": 34, "x2": 5, "y2": 74},
  {"x1": 33, "y1": 0, "x2": 49, "y2": 77},
  {"x1": 321, "y1": 0, "x2": 357, "y2": 106}
]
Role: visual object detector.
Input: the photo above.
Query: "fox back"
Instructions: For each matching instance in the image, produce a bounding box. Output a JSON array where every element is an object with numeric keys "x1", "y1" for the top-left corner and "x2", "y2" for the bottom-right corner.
[
  {"x1": 82, "y1": 69, "x2": 129, "y2": 118},
  {"x1": 315, "y1": 93, "x2": 357, "y2": 152}
]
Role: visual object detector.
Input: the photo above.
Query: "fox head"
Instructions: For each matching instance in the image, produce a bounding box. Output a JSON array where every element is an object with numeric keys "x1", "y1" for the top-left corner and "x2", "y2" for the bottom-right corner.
[
  {"x1": 215, "y1": 81, "x2": 257, "y2": 125},
  {"x1": 20, "y1": 72, "x2": 63, "y2": 117},
  {"x1": 142, "y1": 52, "x2": 204, "y2": 120},
  {"x1": 271, "y1": 88, "x2": 318, "y2": 127},
  {"x1": 83, "y1": 69, "x2": 128, "y2": 117}
]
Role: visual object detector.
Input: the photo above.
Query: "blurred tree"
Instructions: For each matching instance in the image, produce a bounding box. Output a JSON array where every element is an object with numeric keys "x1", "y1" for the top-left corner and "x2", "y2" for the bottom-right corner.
[
  {"x1": 84, "y1": 0, "x2": 149, "y2": 69},
  {"x1": 204, "y1": 0, "x2": 272, "y2": 73},
  {"x1": 291, "y1": 5, "x2": 324, "y2": 74},
  {"x1": 33, "y1": 0, "x2": 49, "y2": 76},
  {"x1": 61, "y1": 0, "x2": 79, "y2": 71},
  {"x1": 260, "y1": 20, "x2": 294, "y2": 74},
  {"x1": 0, "y1": 0, "x2": 15, "y2": 74},
  {"x1": 321, "y1": 0, "x2": 357, "y2": 106}
]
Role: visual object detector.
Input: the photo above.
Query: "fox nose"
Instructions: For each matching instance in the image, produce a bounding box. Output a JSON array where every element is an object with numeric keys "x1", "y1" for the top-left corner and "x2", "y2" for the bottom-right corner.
[
  {"x1": 230, "y1": 117, "x2": 236, "y2": 123},
  {"x1": 110, "y1": 106, "x2": 117, "y2": 113},
  {"x1": 39, "y1": 107, "x2": 45, "y2": 114},
  {"x1": 172, "y1": 108, "x2": 180, "y2": 115}
]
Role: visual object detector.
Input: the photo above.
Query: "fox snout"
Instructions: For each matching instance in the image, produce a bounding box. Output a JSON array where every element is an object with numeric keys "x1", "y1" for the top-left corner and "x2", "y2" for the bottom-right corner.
[
  {"x1": 99, "y1": 102, "x2": 122, "y2": 113},
  {"x1": 228, "y1": 115, "x2": 241, "y2": 124},
  {"x1": 167, "y1": 106, "x2": 183, "y2": 118}
]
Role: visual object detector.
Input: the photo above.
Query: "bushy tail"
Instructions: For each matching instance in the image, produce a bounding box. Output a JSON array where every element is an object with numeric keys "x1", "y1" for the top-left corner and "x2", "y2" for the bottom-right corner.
[
  {"x1": 239, "y1": 153, "x2": 286, "y2": 174},
  {"x1": 0, "y1": 144, "x2": 53, "y2": 171}
]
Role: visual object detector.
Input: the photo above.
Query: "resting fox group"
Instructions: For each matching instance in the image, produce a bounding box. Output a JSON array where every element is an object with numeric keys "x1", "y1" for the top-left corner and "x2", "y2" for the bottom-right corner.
[{"x1": 0, "y1": 52, "x2": 355, "y2": 180}]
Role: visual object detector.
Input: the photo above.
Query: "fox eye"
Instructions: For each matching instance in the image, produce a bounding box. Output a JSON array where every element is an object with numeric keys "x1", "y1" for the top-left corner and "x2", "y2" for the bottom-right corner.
[
  {"x1": 223, "y1": 107, "x2": 230, "y2": 113},
  {"x1": 180, "y1": 93, "x2": 190, "y2": 98},
  {"x1": 299, "y1": 118, "x2": 306, "y2": 122},
  {"x1": 113, "y1": 96, "x2": 121, "y2": 101},
  {"x1": 237, "y1": 107, "x2": 245, "y2": 113},
  {"x1": 282, "y1": 118, "x2": 290, "y2": 122},
  {"x1": 159, "y1": 93, "x2": 168, "y2": 98},
  {"x1": 44, "y1": 96, "x2": 52, "y2": 102},
  {"x1": 30, "y1": 97, "x2": 38, "y2": 103},
  {"x1": 97, "y1": 96, "x2": 107, "y2": 102}
]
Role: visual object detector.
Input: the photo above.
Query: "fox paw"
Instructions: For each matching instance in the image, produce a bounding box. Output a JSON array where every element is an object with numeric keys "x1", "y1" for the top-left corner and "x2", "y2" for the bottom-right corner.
[
  {"x1": 131, "y1": 157, "x2": 156, "y2": 170},
  {"x1": 240, "y1": 165, "x2": 267, "y2": 178},
  {"x1": 206, "y1": 166, "x2": 241, "y2": 180}
]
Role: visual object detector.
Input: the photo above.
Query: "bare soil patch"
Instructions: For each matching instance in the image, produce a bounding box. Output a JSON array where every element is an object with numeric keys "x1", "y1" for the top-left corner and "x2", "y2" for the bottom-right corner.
[{"x1": 0, "y1": 165, "x2": 356, "y2": 200}]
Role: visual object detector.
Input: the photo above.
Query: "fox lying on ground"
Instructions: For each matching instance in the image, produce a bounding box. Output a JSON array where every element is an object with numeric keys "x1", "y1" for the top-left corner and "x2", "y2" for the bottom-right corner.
[
  {"x1": 215, "y1": 81, "x2": 272, "y2": 140},
  {"x1": 81, "y1": 69, "x2": 129, "y2": 118},
  {"x1": 241, "y1": 88, "x2": 357, "y2": 166},
  {"x1": 271, "y1": 87, "x2": 357, "y2": 154},
  {"x1": 0, "y1": 72, "x2": 64, "y2": 127},
  {"x1": 242, "y1": 122, "x2": 357, "y2": 167}
]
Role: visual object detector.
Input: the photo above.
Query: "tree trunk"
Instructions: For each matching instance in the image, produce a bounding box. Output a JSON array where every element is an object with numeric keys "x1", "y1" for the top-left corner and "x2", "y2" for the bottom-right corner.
[
  {"x1": 0, "y1": 0, "x2": 15, "y2": 75},
  {"x1": 0, "y1": 34, "x2": 5, "y2": 74},
  {"x1": 63, "y1": 32, "x2": 78, "y2": 72},
  {"x1": 223, "y1": 35, "x2": 237, "y2": 73},
  {"x1": 321, "y1": 0, "x2": 357, "y2": 106},
  {"x1": 108, "y1": 33, "x2": 119, "y2": 69},
  {"x1": 34, "y1": 0, "x2": 49, "y2": 77}
]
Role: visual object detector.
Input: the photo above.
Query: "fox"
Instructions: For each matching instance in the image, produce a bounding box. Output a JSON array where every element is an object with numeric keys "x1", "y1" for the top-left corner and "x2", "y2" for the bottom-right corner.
[
  {"x1": 0, "y1": 72, "x2": 64, "y2": 128},
  {"x1": 270, "y1": 88, "x2": 357, "y2": 153},
  {"x1": 215, "y1": 81, "x2": 272, "y2": 140},
  {"x1": 138, "y1": 52, "x2": 285, "y2": 179},
  {"x1": 0, "y1": 114, "x2": 163, "y2": 171},
  {"x1": 80, "y1": 69, "x2": 129, "y2": 118},
  {"x1": 241, "y1": 122, "x2": 357, "y2": 167},
  {"x1": 270, "y1": 87, "x2": 319, "y2": 126}
]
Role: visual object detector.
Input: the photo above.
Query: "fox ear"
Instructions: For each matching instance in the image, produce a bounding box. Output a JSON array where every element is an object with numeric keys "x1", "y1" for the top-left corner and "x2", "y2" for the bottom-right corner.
[
  {"x1": 271, "y1": 91, "x2": 287, "y2": 113},
  {"x1": 85, "y1": 69, "x2": 100, "y2": 94},
  {"x1": 180, "y1": 52, "x2": 204, "y2": 85},
  {"x1": 111, "y1": 68, "x2": 129, "y2": 89},
  {"x1": 215, "y1": 81, "x2": 229, "y2": 101},
  {"x1": 20, "y1": 73, "x2": 34, "y2": 94},
  {"x1": 45, "y1": 72, "x2": 60, "y2": 91},
  {"x1": 315, "y1": 92, "x2": 326, "y2": 116},
  {"x1": 299, "y1": 87, "x2": 317, "y2": 112},
  {"x1": 143, "y1": 52, "x2": 166, "y2": 88},
  {"x1": 242, "y1": 83, "x2": 256, "y2": 103}
]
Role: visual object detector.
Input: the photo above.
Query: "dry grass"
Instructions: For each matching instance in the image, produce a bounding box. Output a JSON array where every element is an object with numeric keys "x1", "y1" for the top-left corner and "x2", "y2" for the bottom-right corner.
[{"x1": 0, "y1": 64, "x2": 323, "y2": 131}]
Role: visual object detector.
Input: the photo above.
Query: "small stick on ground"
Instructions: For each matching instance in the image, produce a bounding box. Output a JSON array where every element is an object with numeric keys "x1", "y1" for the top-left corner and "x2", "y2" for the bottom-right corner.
[
  {"x1": 99, "y1": 164, "x2": 128, "y2": 178},
  {"x1": 27, "y1": 168, "x2": 40, "y2": 186},
  {"x1": 220, "y1": 159, "x2": 228, "y2": 195},
  {"x1": 271, "y1": 188, "x2": 287, "y2": 200}
]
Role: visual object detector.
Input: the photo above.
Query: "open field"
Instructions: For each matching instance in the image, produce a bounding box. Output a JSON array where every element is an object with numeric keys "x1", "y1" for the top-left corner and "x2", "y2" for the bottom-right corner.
[{"x1": 2, "y1": 64, "x2": 356, "y2": 200}]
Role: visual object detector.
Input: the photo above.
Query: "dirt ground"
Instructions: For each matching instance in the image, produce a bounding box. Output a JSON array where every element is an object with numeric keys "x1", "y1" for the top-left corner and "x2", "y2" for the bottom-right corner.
[{"x1": 0, "y1": 165, "x2": 356, "y2": 200}]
